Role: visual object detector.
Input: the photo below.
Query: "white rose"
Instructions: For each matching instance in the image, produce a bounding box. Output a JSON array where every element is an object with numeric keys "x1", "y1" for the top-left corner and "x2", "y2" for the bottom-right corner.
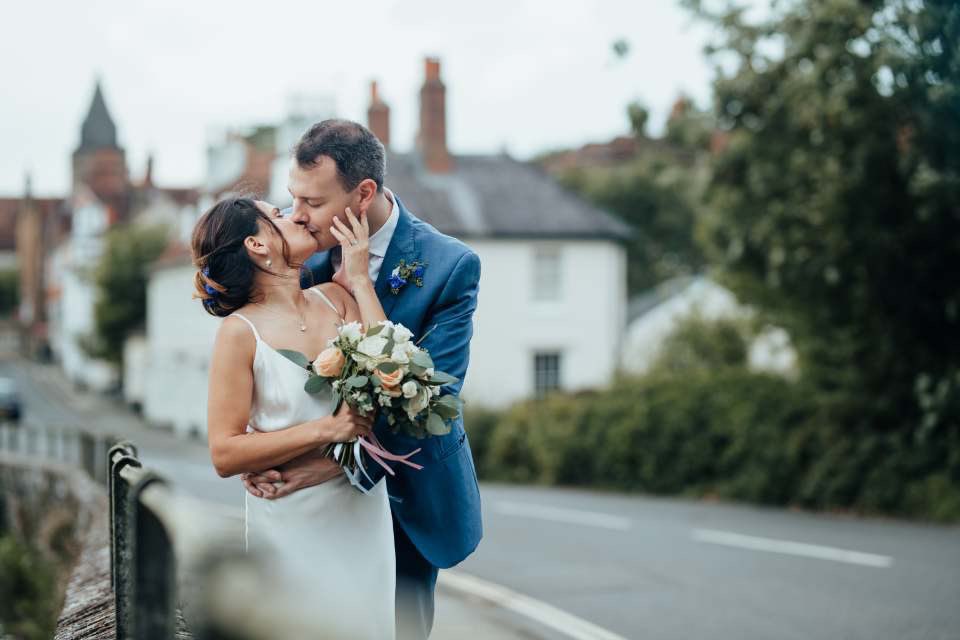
[
  {"x1": 357, "y1": 335, "x2": 388, "y2": 358},
  {"x1": 391, "y1": 344, "x2": 410, "y2": 364},
  {"x1": 407, "y1": 386, "x2": 431, "y2": 417},
  {"x1": 393, "y1": 324, "x2": 413, "y2": 344},
  {"x1": 340, "y1": 321, "x2": 364, "y2": 343},
  {"x1": 402, "y1": 381, "x2": 419, "y2": 398}
]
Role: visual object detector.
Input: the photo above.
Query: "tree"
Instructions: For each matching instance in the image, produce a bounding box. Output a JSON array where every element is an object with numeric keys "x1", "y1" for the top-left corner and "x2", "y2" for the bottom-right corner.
[
  {"x1": 684, "y1": 0, "x2": 959, "y2": 461},
  {"x1": 561, "y1": 156, "x2": 706, "y2": 293},
  {"x1": 627, "y1": 101, "x2": 650, "y2": 137},
  {"x1": 86, "y1": 224, "x2": 169, "y2": 364},
  {"x1": 0, "y1": 269, "x2": 17, "y2": 317}
]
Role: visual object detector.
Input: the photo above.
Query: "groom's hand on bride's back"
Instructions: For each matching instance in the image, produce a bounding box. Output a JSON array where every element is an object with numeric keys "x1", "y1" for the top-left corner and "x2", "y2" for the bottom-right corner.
[{"x1": 241, "y1": 451, "x2": 344, "y2": 500}]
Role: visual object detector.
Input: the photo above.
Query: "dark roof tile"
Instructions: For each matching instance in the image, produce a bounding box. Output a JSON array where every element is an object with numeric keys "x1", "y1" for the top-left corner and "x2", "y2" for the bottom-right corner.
[{"x1": 385, "y1": 153, "x2": 631, "y2": 241}]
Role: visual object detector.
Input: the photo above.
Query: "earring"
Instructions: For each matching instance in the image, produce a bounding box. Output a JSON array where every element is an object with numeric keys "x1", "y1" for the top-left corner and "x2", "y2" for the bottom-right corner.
[{"x1": 266, "y1": 258, "x2": 273, "y2": 267}]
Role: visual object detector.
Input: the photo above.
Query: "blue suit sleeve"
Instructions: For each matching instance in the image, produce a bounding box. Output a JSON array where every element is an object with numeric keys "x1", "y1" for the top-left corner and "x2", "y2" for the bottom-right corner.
[{"x1": 419, "y1": 250, "x2": 481, "y2": 395}]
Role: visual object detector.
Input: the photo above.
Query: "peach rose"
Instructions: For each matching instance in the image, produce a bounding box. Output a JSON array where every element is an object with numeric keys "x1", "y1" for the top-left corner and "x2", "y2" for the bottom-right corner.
[
  {"x1": 376, "y1": 367, "x2": 404, "y2": 390},
  {"x1": 313, "y1": 347, "x2": 345, "y2": 377}
]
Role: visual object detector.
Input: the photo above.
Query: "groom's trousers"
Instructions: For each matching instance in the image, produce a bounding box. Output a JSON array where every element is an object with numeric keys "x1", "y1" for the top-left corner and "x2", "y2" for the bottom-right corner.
[{"x1": 393, "y1": 515, "x2": 439, "y2": 640}]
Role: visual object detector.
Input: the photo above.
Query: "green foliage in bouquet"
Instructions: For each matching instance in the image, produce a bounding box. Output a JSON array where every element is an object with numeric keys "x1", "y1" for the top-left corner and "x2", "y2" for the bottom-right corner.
[{"x1": 279, "y1": 320, "x2": 463, "y2": 440}]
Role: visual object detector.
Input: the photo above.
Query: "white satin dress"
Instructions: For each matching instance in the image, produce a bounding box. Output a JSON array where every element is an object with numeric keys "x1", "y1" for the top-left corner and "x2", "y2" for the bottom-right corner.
[{"x1": 231, "y1": 288, "x2": 395, "y2": 640}]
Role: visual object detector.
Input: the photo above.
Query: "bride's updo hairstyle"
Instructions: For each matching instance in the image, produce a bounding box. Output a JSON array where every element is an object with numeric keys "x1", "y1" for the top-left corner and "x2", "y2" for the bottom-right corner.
[{"x1": 191, "y1": 197, "x2": 295, "y2": 317}]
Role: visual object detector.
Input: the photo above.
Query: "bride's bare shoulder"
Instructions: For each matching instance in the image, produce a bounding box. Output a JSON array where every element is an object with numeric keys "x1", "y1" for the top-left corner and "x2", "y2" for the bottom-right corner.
[
  {"x1": 213, "y1": 314, "x2": 257, "y2": 355},
  {"x1": 310, "y1": 282, "x2": 352, "y2": 314}
]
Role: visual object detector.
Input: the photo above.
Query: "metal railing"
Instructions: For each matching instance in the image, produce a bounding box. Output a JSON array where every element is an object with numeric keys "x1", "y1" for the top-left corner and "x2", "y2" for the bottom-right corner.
[
  {"x1": 2, "y1": 422, "x2": 337, "y2": 639},
  {"x1": 0, "y1": 421, "x2": 115, "y2": 484},
  {"x1": 107, "y1": 443, "x2": 339, "y2": 639}
]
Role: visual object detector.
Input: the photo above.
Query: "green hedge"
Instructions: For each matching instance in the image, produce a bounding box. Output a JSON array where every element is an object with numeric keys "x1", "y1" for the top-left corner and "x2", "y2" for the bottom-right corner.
[
  {"x1": 466, "y1": 333, "x2": 960, "y2": 522},
  {"x1": 0, "y1": 535, "x2": 57, "y2": 640}
]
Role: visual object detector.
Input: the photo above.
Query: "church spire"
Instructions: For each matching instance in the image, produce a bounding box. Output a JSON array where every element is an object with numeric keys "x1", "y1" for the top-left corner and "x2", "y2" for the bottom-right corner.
[{"x1": 78, "y1": 80, "x2": 118, "y2": 151}]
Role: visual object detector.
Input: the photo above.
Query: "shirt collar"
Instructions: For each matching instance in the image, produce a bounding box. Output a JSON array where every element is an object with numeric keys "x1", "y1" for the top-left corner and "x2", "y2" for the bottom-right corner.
[{"x1": 368, "y1": 188, "x2": 399, "y2": 258}]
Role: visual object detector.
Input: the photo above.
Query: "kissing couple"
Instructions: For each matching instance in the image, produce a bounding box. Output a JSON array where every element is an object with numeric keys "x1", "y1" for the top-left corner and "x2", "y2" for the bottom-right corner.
[{"x1": 193, "y1": 119, "x2": 483, "y2": 639}]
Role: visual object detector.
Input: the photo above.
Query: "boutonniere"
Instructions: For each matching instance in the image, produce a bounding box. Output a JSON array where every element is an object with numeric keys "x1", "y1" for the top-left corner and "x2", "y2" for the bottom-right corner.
[{"x1": 389, "y1": 259, "x2": 426, "y2": 295}]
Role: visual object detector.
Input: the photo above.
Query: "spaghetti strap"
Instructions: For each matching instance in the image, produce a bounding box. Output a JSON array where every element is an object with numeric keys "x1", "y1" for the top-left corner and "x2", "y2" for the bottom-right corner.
[
  {"x1": 229, "y1": 313, "x2": 261, "y2": 342},
  {"x1": 309, "y1": 287, "x2": 344, "y2": 321}
]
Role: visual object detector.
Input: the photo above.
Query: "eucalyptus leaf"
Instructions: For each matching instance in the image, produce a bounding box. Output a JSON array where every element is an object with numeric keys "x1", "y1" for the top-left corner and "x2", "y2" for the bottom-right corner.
[
  {"x1": 429, "y1": 371, "x2": 459, "y2": 386},
  {"x1": 365, "y1": 324, "x2": 384, "y2": 336},
  {"x1": 432, "y1": 403, "x2": 459, "y2": 420},
  {"x1": 345, "y1": 375, "x2": 369, "y2": 388},
  {"x1": 381, "y1": 338, "x2": 395, "y2": 355},
  {"x1": 437, "y1": 393, "x2": 461, "y2": 407},
  {"x1": 411, "y1": 350, "x2": 434, "y2": 369},
  {"x1": 426, "y1": 413, "x2": 450, "y2": 436},
  {"x1": 378, "y1": 361, "x2": 400, "y2": 374},
  {"x1": 304, "y1": 376, "x2": 329, "y2": 394},
  {"x1": 409, "y1": 363, "x2": 427, "y2": 377},
  {"x1": 277, "y1": 349, "x2": 311, "y2": 370}
]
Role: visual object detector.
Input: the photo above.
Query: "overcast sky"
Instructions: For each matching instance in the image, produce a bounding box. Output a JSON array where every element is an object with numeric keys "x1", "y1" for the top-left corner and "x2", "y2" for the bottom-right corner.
[{"x1": 1, "y1": 0, "x2": 719, "y2": 196}]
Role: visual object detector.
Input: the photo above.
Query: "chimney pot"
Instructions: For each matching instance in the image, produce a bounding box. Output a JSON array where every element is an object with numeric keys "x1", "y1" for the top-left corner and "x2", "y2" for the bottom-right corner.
[
  {"x1": 367, "y1": 80, "x2": 391, "y2": 147},
  {"x1": 418, "y1": 57, "x2": 452, "y2": 173},
  {"x1": 425, "y1": 58, "x2": 441, "y2": 82}
]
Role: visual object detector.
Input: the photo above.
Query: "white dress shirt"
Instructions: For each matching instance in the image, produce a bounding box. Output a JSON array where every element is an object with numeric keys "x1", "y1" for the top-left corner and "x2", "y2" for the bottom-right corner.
[{"x1": 331, "y1": 188, "x2": 399, "y2": 283}]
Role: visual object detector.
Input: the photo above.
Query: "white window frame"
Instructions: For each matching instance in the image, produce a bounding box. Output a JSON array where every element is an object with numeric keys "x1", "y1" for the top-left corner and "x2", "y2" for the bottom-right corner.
[
  {"x1": 532, "y1": 245, "x2": 563, "y2": 302},
  {"x1": 533, "y1": 351, "x2": 563, "y2": 397}
]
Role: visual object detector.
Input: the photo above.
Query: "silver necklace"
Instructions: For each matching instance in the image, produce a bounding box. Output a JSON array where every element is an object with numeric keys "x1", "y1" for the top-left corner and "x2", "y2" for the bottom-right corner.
[{"x1": 254, "y1": 295, "x2": 308, "y2": 332}]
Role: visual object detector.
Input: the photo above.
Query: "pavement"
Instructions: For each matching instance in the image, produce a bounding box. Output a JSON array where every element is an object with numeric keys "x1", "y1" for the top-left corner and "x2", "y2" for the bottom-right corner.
[{"x1": 5, "y1": 352, "x2": 960, "y2": 640}]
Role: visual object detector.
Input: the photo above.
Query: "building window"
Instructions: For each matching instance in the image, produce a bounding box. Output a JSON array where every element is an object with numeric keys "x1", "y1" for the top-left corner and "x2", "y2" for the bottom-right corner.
[
  {"x1": 533, "y1": 247, "x2": 562, "y2": 302},
  {"x1": 534, "y1": 352, "x2": 562, "y2": 397}
]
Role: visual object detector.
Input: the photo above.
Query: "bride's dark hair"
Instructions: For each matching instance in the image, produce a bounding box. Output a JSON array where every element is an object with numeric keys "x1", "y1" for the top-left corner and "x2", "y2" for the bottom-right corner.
[{"x1": 191, "y1": 197, "x2": 297, "y2": 317}]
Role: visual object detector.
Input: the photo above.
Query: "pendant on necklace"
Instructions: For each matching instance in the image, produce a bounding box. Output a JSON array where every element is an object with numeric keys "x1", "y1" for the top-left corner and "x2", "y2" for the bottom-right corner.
[{"x1": 299, "y1": 323, "x2": 307, "y2": 332}]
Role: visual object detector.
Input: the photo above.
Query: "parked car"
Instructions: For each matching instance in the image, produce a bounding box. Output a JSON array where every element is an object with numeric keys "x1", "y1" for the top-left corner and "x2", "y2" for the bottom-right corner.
[{"x1": 0, "y1": 377, "x2": 22, "y2": 423}]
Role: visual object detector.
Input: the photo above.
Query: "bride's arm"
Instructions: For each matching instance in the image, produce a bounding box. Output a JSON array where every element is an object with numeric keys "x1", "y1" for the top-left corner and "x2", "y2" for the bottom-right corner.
[{"x1": 206, "y1": 318, "x2": 371, "y2": 478}]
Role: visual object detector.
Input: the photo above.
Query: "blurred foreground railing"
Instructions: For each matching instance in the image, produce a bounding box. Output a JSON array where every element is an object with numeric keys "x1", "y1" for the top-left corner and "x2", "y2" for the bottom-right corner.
[
  {"x1": 108, "y1": 442, "x2": 340, "y2": 639},
  {"x1": 0, "y1": 423, "x2": 337, "y2": 639}
]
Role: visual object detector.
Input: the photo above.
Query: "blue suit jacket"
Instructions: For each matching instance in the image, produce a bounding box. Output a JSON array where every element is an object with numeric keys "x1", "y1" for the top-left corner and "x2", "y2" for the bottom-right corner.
[{"x1": 301, "y1": 195, "x2": 483, "y2": 569}]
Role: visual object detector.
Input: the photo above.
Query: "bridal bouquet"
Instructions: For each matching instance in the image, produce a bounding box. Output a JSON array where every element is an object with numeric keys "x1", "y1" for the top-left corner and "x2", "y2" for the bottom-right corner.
[{"x1": 279, "y1": 320, "x2": 463, "y2": 491}]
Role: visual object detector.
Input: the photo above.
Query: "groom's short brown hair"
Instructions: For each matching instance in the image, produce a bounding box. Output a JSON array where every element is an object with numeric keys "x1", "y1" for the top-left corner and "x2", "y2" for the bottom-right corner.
[{"x1": 294, "y1": 119, "x2": 385, "y2": 192}]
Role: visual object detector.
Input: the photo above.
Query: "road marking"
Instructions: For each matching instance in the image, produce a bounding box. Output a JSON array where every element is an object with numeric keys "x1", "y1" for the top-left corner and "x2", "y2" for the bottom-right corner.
[
  {"x1": 691, "y1": 528, "x2": 893, "y2": 568},
  {"x1": 440, "y1": 571, "x2": 629, "y2": 640},
  {"x1": 492, "y1": 501, "x2": 632, "y2": 531}
]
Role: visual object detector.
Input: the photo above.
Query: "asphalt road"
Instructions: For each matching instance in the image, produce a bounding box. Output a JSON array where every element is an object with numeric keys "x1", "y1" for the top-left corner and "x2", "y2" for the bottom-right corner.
[{"x1": 4, "y1": 355, "x2": 959, "y2": 640}]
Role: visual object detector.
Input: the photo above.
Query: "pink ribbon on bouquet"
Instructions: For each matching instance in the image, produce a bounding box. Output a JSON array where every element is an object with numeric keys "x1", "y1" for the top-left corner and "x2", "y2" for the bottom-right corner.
[
  {"x1": 361, "y1": 432, "x2": 423, "y2": 474},
  {"x1": 340, "y1": 434, "x2": 423, "y2": 495}
]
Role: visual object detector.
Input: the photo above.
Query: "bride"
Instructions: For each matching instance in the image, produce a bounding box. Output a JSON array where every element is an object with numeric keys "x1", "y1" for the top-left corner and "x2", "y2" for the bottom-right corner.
[{"x1": 192, "y1": 196, "x2": 395, "y2": 639}]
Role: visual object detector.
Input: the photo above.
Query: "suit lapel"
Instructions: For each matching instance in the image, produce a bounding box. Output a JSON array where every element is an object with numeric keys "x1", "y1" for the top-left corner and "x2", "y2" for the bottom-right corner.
[{"x1": 375, "y1": 196, "x2": 419, "y2": 319}]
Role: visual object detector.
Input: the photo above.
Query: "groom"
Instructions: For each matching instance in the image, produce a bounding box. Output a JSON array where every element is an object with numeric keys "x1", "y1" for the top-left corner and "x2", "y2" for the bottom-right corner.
[{"x1": 240, "y1": 119, "x2": 483, "y2": 639}]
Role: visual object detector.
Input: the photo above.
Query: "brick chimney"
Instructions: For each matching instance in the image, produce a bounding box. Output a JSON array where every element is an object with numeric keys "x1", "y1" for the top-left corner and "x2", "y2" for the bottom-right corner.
[
  {"x1": 367, "y1": 81, "x2": 391, "y2": 147},
  {"x1": 418, "y1": 57, "x2": 452, "y2": 173}
]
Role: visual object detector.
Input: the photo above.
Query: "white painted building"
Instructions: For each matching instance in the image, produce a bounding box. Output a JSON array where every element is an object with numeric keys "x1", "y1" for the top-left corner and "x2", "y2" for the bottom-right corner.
[
  {"x1": 463, "y1": 239, "x2": 625, "y2": 407},
  {"x1": 143, "y1": 255, "x2": 220, "y2": 436},
  {"x1": 621, "y1": 276, "x2": 797, "y2": 377},
  {"x1": 138, "y1": 58, "x2": 630, "y2": 435},
  {"x1": 47, "y1": 191, "x2": 119, "y2": 392}
]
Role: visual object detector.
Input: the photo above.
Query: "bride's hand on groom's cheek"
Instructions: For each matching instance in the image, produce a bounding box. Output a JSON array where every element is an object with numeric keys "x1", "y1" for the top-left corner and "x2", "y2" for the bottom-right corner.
[{"x1": 329, "y1": 207, "x2": 371, "y2": 291}]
